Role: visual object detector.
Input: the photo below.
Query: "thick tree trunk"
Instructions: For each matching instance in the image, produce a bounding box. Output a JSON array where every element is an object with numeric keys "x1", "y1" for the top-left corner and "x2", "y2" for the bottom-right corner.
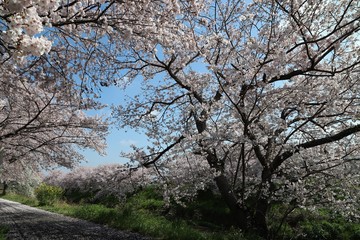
[
  {"x1": 214, "y1": 174, "x2": 248, "y2": 228},
  {"x1": 215, "y1": 174, "x2": 270, "y2": 238},
  {"x1": 252, "y1": 197, "x2": 269, "y2": 238}
]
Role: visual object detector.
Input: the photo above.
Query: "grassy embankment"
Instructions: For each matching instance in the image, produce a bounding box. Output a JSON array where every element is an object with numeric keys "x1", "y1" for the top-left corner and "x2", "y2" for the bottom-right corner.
[
  {"x1": 1, "y1": 188, "x2": 244, "y2": 240},
  {"x1": 1, "y1": 187, "x2": 360, "y2": 240}
]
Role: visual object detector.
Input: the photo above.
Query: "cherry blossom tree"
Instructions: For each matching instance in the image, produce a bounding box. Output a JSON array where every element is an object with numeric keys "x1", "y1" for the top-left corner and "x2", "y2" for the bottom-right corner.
[
  {"x1": 111, "y1": 0, "x2": 360, "y2": 236},
  {"x1": 1, "y1": 0, "x2": 359, "y2": 236},
  {"x1": 0, "y1": 0, "x2": 202, "y2": 180},
  {"x1": 44, "y1": 164, "x2": 155, "y2": 202},
  {"x1": 0, "y1": 63, "x2": 108, "y2": 182}
]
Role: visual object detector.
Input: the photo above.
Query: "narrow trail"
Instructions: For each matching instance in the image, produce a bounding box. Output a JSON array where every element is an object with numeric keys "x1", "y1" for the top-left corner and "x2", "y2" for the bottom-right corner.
[{"x1": 0, "y1": 198, "x2": 151, "y2": 240}]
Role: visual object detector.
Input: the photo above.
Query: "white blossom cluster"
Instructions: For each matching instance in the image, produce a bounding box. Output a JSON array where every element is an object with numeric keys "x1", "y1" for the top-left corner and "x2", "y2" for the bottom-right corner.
[
  {"x1": 0, "y1": 62, "x2": 108, "y2": 182},
  {"x1": 160, "y1": 155, "x2": 218, "y2": 205},
  {"x1": 1, "y1": 0, "x2": 205, "y2": 61},
  {"x1": 44, "y1": 150, "x2": 218, "y2": 206},
  {"x1": 1, "y1": 0, "x2": 61, "y2": 59}
]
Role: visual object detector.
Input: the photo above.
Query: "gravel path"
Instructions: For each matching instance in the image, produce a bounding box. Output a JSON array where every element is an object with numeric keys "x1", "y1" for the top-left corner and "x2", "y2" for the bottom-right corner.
[{"x1": 0, "y1": 198, "x2": 151, "y2": 240}]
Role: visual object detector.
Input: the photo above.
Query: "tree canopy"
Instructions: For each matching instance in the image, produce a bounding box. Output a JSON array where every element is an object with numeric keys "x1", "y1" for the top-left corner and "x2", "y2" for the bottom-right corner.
[
  {"x1": 0, "y1": 0, "x2": 359, "y2": 237},
  {"x1": 112, "y1": 0, "x2": 360, "y2": 235},
  {"x1": 0, "y1": 0, "x2": 204, "y2": 180}
]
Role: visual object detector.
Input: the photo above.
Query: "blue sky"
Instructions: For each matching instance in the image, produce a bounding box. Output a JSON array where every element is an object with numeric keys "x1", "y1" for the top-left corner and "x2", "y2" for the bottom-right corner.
[{"x1": 80, "y1": 81, "x2": 148, "y2": 167}]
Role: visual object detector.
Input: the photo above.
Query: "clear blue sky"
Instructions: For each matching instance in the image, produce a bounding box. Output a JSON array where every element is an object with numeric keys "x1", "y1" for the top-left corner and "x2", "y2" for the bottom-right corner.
[{"x1": 80, "y1": 80, "x2": 148, "y2": 167}]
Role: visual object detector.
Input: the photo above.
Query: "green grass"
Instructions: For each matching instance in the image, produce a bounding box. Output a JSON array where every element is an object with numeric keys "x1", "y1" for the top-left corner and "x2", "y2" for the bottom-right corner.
[
  {"x1": 1, "y1": 193, "x2": 38, "y2": 206},
  {"x1": 1, "y1": 188, "x2": 359, "y2": 240},
  {"x1": 0, "y1": 189, "x2": 245, "y2": 240},
  {"x1": 268, "y1": 204, "x2": 360, "y2": 240}
]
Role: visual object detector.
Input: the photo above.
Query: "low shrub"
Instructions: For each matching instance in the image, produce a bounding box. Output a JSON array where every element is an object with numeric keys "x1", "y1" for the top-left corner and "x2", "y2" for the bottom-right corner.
[
  {"x1": 63, "y1": 189, "x2": 95, "y2": 204},
  {"x1": 168, "y1": 189, "x2": 233, "y2": 229},
  {"x1": 297, "y1": 221, "x2": 340, "y2": 240},
  {"x1": 348, "y1": 224, "x2": 360, "y2": 240},
  {"x1": 35, "y1": 183, "x2": 64, "y2": 206}
]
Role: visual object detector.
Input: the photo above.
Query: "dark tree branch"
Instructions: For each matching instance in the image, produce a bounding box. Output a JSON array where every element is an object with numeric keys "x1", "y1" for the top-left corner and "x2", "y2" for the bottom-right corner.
[
  {"x1": 271, "y1": 124, "x2": 360, "y2": 171},
  {"x1": 142, "y1": 135, "x2": 186, "y2": 167}
]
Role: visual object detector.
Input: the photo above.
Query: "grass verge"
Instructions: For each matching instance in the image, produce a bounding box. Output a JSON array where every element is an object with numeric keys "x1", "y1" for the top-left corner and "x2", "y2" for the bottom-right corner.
[
  {"x1": 2, "y1": 189, "x2": 359, "y2": 240},
  {"x1": 1, "y1": 193, "x2": 38, "y2": 206},
  {"x1": 1, "y1": 191, "x2": 244, "y2": 240}
]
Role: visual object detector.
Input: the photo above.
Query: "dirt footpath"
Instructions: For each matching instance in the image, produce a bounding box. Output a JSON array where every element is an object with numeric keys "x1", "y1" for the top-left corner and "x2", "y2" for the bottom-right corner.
[{"x1": 0, "y1": 198, "x2": 151, "y2": 240}]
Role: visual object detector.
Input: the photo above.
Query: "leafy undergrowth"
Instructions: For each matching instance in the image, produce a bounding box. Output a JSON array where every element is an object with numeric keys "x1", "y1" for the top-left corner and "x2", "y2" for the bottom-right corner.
[
  {"x1": 1, "y1": 188, "x2": 359, "y2": 240},
  {"x1": 0, "y1": 225, "x2": 8, "y2": 240},
  {"x1": 268, "y1": 205, "x2": 360, "y2": 240}
]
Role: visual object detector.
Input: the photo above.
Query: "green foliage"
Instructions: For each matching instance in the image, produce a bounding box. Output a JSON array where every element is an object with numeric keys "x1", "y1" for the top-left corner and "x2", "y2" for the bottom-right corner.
[
  {"x1": 114, "y1": 186, "x2": 206, "y2": 239},
  {"x1": 127, "y1": 186, "x2": 165, "y2": 211},
  {"x1": 63, "y1": 189, "x2": 120, "y2": 207},
  {"x1": 296, "y1": 219, "x2": 360, "y2": 240},
  {"x1": 94, "y1": 194, "x2": 120, "y2": 207},
  {"x1": 34, "y1": 183, "x2": 64, "y2": 206},
  {"x1": 2, "y1": 187, "x2": 359, "y2": 240},
  {"x1": 116, "y1": 205, "x2": 205, "y2": 239},
  {"x1": 348, "y1": 224, "x2": 360, "y2": 240},
  {"x1": 298, "y1": 221, "x2": 341, "y2": 240},
  {"x1": 0, "y1": 225, "x2": 8, "y2": 240},
  {"x1": 268, "y1": 204, "x2": 360, "y2": 240},
  {"x1": 116, "y1": 187, "x2": 246, "y2": 240},
  {"x1": 3, "y1": 186, "x2": 245, "y2": 239},
  {"x1": 62, "y1": 189, "x2": 95, "y2": 204},
  {"x1": 169, "y1": 189, "x2": 234, "y2": 229}
]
